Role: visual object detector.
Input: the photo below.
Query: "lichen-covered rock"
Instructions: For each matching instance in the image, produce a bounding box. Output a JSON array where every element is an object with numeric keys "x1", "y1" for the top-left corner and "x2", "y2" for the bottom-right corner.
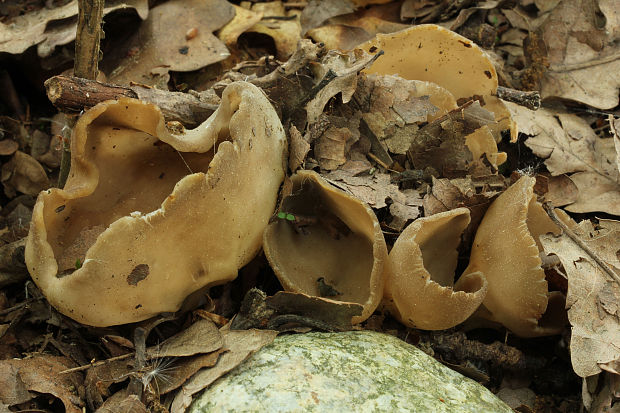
[{"x1": 189, "y1": 331, "x2": 512, "y2": 412}]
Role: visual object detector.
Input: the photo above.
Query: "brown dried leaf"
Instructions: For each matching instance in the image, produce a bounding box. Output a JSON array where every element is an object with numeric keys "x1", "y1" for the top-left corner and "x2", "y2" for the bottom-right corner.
[
  {"x1": 0, "y1": 0, "x2": 148, "y2": 56},
  {"x1": 407, "y1": 101, "x2": 496, "y2": 178},
  {"x1": 146, "y1": 319, "x2": 222, "y2": 358},
  {"x1": 324, "y1": 170, "x2": 422, "y2": 218},
  {"x1": 218, "y1": 5, "x2": 264, "y2": 47},
  {"x1": 244, "y1": 2, "x2": 301, "y2": 60},
  {"x1": 1, "y1": 151, "x2": 49, "y2": 197},
  {"x1": 0, "y1": 355, "x2": 82, "y2": 413},
  {"x1": 508, "y1": 103, "x2": 620, "y2": 215},
  {"x1": 540, "y1": 0, "x2": 620, "y2": 109},
  {"x1": 108, "y1": 0, "x2": 234, "y2": 86},
  {"x1": 97, "y1": 393, "x2": 148, "y2": 413},
  {"x1": 170, "y1": 327, "x2": 278, "y2": 413},
  {"x1": 288, "y1": 125, "x2": 310, "y2": 172},
  {"x1": 540, "y1": 219, "x2": 620, "y2": 377},
  {"x1": 266, "y1": 290, "x2": 363, "y2": 331},
  {"x1": 300, "y1": 0, "x2": 356, "y2": 35},
  {"x1": 0, "y1": 140, "x2": 18, "y2": 156}
]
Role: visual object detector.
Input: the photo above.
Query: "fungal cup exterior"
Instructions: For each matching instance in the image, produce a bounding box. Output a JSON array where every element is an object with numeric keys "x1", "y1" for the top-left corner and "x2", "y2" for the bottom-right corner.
[{"x1": 26, "y1": 82, "x2": 287, "y2": 327}]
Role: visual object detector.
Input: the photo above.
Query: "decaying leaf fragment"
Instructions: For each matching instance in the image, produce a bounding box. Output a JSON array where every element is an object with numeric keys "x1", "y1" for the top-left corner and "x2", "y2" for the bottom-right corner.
[
  {"x1": 107, "y1": 0, "x2": 234, "y2": 86},
  {"x1": 25, "y1": 81, "x2": 287, "y2": 327},
  {"x1": 540, "y1": 219, "x2": 620, "y2": 377},
  {"x1": 507, "y1": 102, "x2": 620, "y2": 215},
  {"x1": 263, "y1": 170, "x2": 387, "y2": 324},
  {"x1": 0, "y1": 0, "x2": 148, "y2": 56},
  {"x1": 384, "y1": 208, "x2": 488, "y2": 330}
]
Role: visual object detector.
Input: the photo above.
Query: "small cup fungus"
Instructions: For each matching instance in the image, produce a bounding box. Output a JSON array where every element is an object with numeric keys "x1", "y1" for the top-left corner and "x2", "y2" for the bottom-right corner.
[
  {"x1": 25, "y1": 82, "x2": 287, "y2": 327},
  {"x1": 263, "y1": 170, "x2": 387, "y2": 324},
  {"x1": 464, "y1": 176, "x2": 567, "y2": 337},
  {"x1": 384, "y1": 208, "x2": 488, "y2": 330}
]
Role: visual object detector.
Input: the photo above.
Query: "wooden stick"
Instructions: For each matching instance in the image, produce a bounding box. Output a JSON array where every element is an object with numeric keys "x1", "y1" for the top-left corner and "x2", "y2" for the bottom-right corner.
[
  {"x1": 496, "y1": 86, "x2": 541, "y2": 110},
  {"x1": 44, "y1": 75, "x2": 219, "y2": 127}
]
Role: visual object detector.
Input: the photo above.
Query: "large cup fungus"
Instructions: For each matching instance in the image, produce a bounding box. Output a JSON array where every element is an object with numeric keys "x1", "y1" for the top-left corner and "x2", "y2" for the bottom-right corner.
[
  {"x1": 384, "y1": 208, "x2": 488, "y2": 330},
  {"x1": 263, "y1": 171, "x2": 387, "y2": 324},
  {"x1": 464, "y1": 176, "x2": 567, "y2": 337},
  {"x1": 25, "y1": 82, "x2": 287, "y2": 327},
  {"x1": 358, "y1": 24, "x2": 514, "y2": 167}
]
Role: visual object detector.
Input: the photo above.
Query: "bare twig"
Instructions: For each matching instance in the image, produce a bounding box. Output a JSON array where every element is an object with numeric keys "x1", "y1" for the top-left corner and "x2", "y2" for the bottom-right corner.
[
  {"x1": 74, "y1": 0, "x2": 104, "y2": 79},
  {"x1": 543, "y1": 202, "x2": 620, "y2": 285},
  {"x1": 496, "y1": 86, "x2": 540, "y2": 110},
  {"x1": 44, "y1": 75, "x2": 219, "y2": 127}
]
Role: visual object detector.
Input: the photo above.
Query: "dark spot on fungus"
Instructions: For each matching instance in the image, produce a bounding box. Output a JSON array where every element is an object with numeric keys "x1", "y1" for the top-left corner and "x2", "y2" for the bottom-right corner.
[
  {"x1": 55, "y1": 205, "x2": 66, "y2": 213},
  {"x1": 484, "y1": 70, "x2": 492, "y2": 79},
  {"x1": 113, "y1": 127, "x2": 121, "y2": 131},
  {"x1": 459, "y1": 40, "x2": 472, "y2": 47},
  {"x1": 127, "y1": 264, "x2": 149, "y2": 286},
  {"x1": 369, "y1": 46, "x2": 377, "y2": 53},
  {"x1": 158, "y1": 172, "x2": 165, "y2": 179},
  {"x1": 92, "y1": 146, "x2": 96, "y2": 150},
  {"x1": 135, "y1": 304, "x2": 142, "y2": 309},
  {"x1": 112, "y1": 145, "x2": 117, "y2": 149},
  {"x1": 179, "y1": 46, "x2": 189, "y2": 55}
]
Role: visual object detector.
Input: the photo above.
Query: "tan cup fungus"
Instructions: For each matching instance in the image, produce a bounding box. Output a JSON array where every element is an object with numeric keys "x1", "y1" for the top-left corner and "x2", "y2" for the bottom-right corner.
[
  {"x1": 465, "y1": 176, "x2": 567, "y2": 337},
  {"x1": 25, "y1": 82, "x2": 287, "y2": 327},
  {"x1": 263, "y1": 170, "x2": 387, "y2": 324},
  {"x1": 358, "y1": 24, "x2": 515, "y2": 160},
  {"x1": 384, "y1": 208, "x2": 488, "y2": 330}
]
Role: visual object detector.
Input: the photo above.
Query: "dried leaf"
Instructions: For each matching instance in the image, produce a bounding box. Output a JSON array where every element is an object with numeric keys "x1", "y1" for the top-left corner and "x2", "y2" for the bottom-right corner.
[
  {"x1": 146, "y1": 319, "x2": 222, "y2": 358},
  {"x1": 288, "y1": 125, "x2": 310, "y2": 172},
  {"x1": 0, "y1": 140, "x2": 18, "y2": 156},
  {"x1": 0, "y1": 355, "x2": 82, "y2": 413},
  {"x1": 540, "y1": 0, "x2": 620, "y2": 109},
  {"x1": 1, "y1": 151, "x2": 49, "y2": 197},
  {"x1": 218, "y1": 5, "x2": 264, "y2": 47},
  {"x1": 0, "y1": 0, "x2": 148, "y2": 56},
  {"x1": 540, "y1": 219, "x2": 620, "y2": 377},
  {"x1": 108, "y1": 0, "x2": 234, "y2": 86},
  {"x1": 324, "y1": 170, "x2": 422, "y2": 217},
  {"x1": 170, "y1": 327, "x2": 277, "y2": 413},
  {"x1": 300, "y1": 0, "x2": 356, "y2": 35},
  {"x1": 508, "y1": 102, "x2": 620, "y2": 215},
  {"x1": 245, "y1": 2, "x2": 301, "y2": 60},
  {"x1": 266, "y1": 291, "x2": 363, "y2": 331}
]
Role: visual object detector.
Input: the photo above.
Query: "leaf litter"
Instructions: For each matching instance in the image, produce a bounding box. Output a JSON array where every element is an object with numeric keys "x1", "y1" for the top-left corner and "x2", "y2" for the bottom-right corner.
[{"x1": 0, "y1": 1, "x2": 619, "y2": 412}]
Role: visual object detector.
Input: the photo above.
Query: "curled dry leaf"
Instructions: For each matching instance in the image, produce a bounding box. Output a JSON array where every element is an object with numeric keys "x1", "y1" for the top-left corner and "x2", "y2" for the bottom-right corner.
[
  {"x1": 263, "y1": 170, "x2": 387, "y2": 324},
  {"x1": 170, "y1": 326, "x2": 278, "y2": 413},
  {"x1": 507, "y1": 102, "x2": 620, "y2": 215},
  {"x1": 384, "y1": 208, "x2": 488, "y2": 330},
  {"x1": 107, "y1": 0, "x2": 234, "y2": 86},
  {"x1": 540, "y1": 219, "x2": 620, "y2": 377},
  {"x1": 217, "y1": 5, "x2": 264, "y2": 47},
  {"x1": 1, "y1": 151, "x2": 49, "y2": 197},
  {"x1": 465, "y1": 176, "x2": 567, "y2": 337},
  {"x1": 0, "y1": 355, "x2": 82, "y2": 413},
  {"x1": 243, "y1": 2, "x2": 301, "y2": 60},
  {"x1": 25, "y1": 82, "x2": 286, "y2": 327},
  {"x1": 0, "y1": 0, "x2": 148, "y2": 56},
  {"x1": 540, "y1": 0, "x2": 620, "y2": 109}
]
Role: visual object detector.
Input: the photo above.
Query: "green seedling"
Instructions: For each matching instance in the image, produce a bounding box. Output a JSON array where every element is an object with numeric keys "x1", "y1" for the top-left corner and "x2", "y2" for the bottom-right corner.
[
  {"x1": 277, "y1": 211, "x2": 296, "y2": 221},
  {"x1": 75, "y1": 258, "x2": 82, "y2": 269}
]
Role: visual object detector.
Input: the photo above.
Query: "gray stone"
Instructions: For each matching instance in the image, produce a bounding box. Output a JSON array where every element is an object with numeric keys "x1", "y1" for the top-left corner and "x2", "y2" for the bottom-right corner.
[{"x1": 189, "y1": 331, "x2": 512, "y2": 413}]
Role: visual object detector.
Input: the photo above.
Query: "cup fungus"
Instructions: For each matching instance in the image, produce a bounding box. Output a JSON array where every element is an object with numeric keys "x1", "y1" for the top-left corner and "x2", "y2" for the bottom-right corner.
[
  {"x1": 25, "y1": 82, "x2": 287, "y2": 327},
  {"x1": 263, "y1": 170, "x2": 387, "y2": 324},
  {"x1": 384, "y1": 208, "x2": 487, "y2": 330},
  {"x1": 358, "y1": 24, "x2": 515, "y2": 155},
  {"x1": 464, "y1": 176, "x2": 567, "y2": 337}
]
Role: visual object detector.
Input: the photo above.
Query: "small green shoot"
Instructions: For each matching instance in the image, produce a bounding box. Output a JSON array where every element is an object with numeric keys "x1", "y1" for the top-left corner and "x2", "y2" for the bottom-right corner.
[
  {"x1": 75, "y1": 258, "x2": 82, "y2": 269},
  {"x1": 277, "y1": 211, "x2": 296, "y2": 221}
]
